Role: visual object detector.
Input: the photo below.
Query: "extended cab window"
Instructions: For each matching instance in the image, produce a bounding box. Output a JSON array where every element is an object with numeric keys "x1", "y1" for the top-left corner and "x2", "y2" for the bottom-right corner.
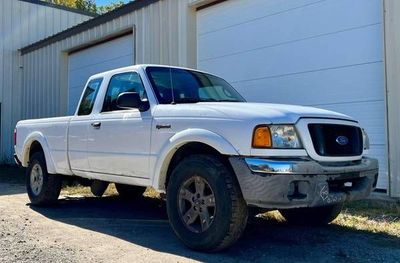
[
  {"x1": 102, "y1": 72, "x2": 147, "y2": 112},
  {"x1": 77, "y1": 78, "x2": 103, "y2": 116}
]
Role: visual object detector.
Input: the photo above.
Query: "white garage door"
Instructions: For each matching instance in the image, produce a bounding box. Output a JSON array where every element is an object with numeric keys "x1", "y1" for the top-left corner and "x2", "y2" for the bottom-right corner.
[
  {"x1": 197, "y1": 0, "x2": 388, "y2": 189},
  {"x1": 68, "y1": 34, "x2": 134, "y2": 114}
]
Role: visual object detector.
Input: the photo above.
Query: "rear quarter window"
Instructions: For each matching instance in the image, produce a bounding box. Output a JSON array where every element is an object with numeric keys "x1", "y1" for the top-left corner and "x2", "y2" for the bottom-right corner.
[{"x1": 77, "y1": 78, "x2": 103, "y2": 115}]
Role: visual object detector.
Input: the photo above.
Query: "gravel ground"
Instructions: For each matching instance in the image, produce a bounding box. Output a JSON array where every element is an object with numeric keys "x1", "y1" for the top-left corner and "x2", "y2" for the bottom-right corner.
[{"x1": 0, "y1": 180, "x2": 399, "y2": 263}]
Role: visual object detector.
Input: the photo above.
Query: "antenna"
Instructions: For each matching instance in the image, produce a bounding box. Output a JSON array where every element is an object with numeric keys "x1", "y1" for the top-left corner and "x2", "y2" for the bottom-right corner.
[{"x1": 169, "y1": 68, "x2": 175, "y2": 104}]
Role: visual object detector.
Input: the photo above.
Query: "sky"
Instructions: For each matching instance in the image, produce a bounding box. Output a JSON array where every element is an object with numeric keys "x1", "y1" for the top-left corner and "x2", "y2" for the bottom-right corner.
[{"x1": 95, "y1": 0, "x2": 129, "y2": 6}]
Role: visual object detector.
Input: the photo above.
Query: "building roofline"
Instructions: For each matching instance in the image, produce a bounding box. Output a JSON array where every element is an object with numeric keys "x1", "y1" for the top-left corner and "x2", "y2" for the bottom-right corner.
[
  {"x1": 20, "y1": 0, "x2": 160, "y2": 55},
  {"x1": 18, "y1": 0, "x2": 98, "y2": 17}
]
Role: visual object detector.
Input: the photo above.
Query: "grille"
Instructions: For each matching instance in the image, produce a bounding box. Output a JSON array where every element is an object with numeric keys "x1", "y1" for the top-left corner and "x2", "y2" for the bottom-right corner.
[{"x1": 308, "y1": 124, "x2": 363, "y2": 157}]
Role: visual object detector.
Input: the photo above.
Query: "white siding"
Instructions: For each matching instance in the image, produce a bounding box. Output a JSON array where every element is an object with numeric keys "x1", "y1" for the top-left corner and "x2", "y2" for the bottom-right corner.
[
  {"x1": 197, "y1": 0, "x2": 387, "y2": 189},
  {"x1": 0, "y1": 0, "x2": 91, "y2": 163}
]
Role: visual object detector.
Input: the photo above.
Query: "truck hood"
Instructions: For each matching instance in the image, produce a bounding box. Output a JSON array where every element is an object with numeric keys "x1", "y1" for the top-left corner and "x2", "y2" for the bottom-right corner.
[{"x1": 154, "y1": 102, "x2": 355, "y2": 124}]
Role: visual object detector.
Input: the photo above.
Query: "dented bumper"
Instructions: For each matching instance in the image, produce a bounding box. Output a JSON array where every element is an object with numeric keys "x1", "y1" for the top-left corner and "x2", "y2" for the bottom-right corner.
[{"x1": 229, "y1": 157, "x2": 378, "y2": 209}]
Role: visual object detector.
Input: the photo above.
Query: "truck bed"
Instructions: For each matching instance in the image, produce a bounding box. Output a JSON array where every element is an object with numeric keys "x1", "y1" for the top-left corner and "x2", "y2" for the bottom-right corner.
[{"x1": 15, "y1": 116, "x2": 73, "y2": 175}]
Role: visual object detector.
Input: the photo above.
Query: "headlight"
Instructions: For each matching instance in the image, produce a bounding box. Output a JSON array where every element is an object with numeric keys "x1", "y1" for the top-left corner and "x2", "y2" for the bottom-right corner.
[
  {"x1": 362, "y1": 128, "x2": 370, "y2": 150},
  {"x1": 270, "y1": 125, "x2": 302, "y2": 148},
  {"x1": 252, "y1": 125, "x2": 302, "y2": 148}
]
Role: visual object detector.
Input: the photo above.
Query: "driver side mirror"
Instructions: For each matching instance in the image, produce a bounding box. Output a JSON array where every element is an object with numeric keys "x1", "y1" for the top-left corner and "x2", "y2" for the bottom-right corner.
[{"x1": 116, "y1": 92, "x2": 149, "y2": 112}]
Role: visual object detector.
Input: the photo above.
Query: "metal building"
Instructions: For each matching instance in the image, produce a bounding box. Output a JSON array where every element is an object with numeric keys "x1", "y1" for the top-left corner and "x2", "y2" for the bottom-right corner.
[
  {"x1": 4, "y1": 0, "x2": 400, "y2": 197},
  {"x1": 0, "y1": 0, "x2": 93, "y2": 163}
]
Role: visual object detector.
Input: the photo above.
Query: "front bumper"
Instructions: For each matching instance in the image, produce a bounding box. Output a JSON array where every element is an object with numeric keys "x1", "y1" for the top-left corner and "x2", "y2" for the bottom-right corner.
[{"x1": 229, "y1": 157, "x2": 378, "y2": 209}]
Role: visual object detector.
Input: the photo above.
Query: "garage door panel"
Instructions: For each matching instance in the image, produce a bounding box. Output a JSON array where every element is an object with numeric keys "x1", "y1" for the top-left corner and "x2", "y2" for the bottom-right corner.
[
  {"x1": 198, "y1": 0, "x2": 381, "y2": 61},
  {"x1": 69, "y1": 36, "x2": 134, "y2": 70},
  {"x1": 198, "y1": 0, "x2": 323, "y2": 35},
  {"x1": 69, "y1": 51, "x2": 133, "y2": 73},
  {"x1": 233, "y1": 62, "x2": 384, "y2": 105},
  {"x1": 68, "y1": 34, "x2": 134, "y2": 114},
  {"x1": 69, "y1": 55, "x2": 133, "y2": 88},
  {"x1": 200, "y1": 24, "x2": 382, "y2": 83}
]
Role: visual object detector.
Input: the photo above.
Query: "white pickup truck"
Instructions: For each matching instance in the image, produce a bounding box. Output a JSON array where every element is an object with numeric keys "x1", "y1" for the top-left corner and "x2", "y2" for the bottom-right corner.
[{"x1": 14, "y1": 64, "x2": 378, "y2": 251}]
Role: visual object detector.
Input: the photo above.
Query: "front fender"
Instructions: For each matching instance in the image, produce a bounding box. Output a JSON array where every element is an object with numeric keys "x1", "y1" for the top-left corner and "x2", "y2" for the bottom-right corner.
[
  {"x1": 152, "y1": 128, "x2": 239, "y2": 191},
  {"x1": 21, "y1": 132, "x2": 57, "y2": 174}
]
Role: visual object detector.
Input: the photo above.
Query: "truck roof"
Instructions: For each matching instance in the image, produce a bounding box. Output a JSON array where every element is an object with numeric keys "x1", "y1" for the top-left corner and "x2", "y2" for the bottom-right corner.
[{"x1": 89, "y1": 64, "x2": 214, "y2": 79}]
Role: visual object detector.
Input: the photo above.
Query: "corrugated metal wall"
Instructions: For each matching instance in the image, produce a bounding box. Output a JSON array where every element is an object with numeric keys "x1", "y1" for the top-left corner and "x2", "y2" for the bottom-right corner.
[
  {"x1": 0, "y1": 0, "x2": 92, "y2": 163},
  {"x1": 20, "y1": 0, "x2": 197, "y2": 125}
]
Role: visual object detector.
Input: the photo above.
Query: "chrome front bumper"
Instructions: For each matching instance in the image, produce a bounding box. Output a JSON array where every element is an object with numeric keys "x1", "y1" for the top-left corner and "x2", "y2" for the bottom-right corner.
[{"x1": 229, "y1": 157, "x2": 378, "y2": 209}]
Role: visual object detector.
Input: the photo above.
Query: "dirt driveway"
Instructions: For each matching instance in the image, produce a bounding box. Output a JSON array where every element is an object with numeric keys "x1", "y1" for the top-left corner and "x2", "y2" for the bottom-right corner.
[{"x1": 0, "y1": 178, "x2": 399, "y2": 263}]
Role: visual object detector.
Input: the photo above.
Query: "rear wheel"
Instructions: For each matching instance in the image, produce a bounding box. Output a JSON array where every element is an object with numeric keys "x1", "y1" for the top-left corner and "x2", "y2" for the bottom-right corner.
[
  {"x1": 115, "y1": 183, "x2": 146, "y2": 199},
  {"x1": 166, "y1": 154, "x2": 247, "y2": 252},
  {"x1": 279, "y1": 204, "x2": 343, "y2": 226},
  {"x1": 26, "y1": 152, "x2": 62, "y2": 206}
]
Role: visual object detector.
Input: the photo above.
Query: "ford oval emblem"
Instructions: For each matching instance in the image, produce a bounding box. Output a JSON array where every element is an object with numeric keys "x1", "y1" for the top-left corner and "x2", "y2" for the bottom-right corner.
[{"x1": 336, "y1": 136, "x2": 349, "y2": 146}]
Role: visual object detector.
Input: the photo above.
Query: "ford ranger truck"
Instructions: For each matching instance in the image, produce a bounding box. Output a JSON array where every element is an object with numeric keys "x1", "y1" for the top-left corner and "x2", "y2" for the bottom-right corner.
[{"x1": 14, "y1": 65, "x2": 378, "y2": 251}]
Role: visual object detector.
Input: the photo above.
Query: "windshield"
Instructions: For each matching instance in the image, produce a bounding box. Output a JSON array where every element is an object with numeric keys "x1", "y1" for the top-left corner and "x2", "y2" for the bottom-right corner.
[{"x1": 145, "y1": 67, "x2": 245, "y2": 104}]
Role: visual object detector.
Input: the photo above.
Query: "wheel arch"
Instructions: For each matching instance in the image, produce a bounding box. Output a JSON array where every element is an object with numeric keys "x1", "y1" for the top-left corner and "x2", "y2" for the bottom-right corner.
[
  {"x1": 21, "y1": 132, "x2": 57, "y2": 174},
  {"x1": 152, "y1": 128, "x2": 239, "y2": 191}
]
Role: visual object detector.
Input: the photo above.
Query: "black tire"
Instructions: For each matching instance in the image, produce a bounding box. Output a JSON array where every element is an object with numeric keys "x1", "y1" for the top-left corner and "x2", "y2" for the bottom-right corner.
[
  {"x1": 26, "y1": 152, "x2": 62, "y2": 206},
  {"x1": 90, "y1": 180, "x2": 109, "y2": 197},
  {"x1": 279, "y1": 204, "x2": 343, "y2": 226},
  {"x1": 115, "y1": 183, "x2": 146, "y2": 199},
  {"x1": 166, "y1": 154, "x2": 248, "y2": 252}
]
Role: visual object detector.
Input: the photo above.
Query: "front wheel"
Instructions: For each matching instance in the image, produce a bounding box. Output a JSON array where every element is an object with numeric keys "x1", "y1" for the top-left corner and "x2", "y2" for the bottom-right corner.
[
  {"x1": 279, "y1": 204, "x2": 343, "y2": 226},
  {"x1": 26, "y1": 152, "x2": 62, "y2": 206},
  {"x1": 166, "y1": 155, "x2": 248, "y2": 252}
]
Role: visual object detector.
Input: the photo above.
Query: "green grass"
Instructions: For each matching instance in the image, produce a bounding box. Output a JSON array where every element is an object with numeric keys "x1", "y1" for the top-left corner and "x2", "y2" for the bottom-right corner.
[{"x1": 336, "y1": 200, "x2": 400, "y2": 237}]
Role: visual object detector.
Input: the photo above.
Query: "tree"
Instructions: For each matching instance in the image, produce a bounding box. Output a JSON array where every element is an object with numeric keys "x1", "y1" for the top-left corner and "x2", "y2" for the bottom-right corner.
[
  {"x1": 75, "y1": 0, "x2": 97, "y2": 13},
  {"x1": 97, "y1": 1, "x2": 125, "y2": 14},
  {"x1": 45, "y1": 0, "x2": 76, "y2": 8},
  {"x1": 43, "y1": 0, "x2": 125, "y2": 14}
]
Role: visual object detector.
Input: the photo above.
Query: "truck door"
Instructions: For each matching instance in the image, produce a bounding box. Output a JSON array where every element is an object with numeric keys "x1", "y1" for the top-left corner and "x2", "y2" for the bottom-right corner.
[
  {"x1": 68, "y1": 78, "x2": 103, "y2": 172},
  {"x1": 87, "y1": 71, "x2": 152, "y2": 179}
]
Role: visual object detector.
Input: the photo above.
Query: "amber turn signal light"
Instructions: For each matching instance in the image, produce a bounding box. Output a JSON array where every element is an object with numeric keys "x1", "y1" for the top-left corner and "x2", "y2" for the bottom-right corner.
[{"x1": 252, "y1": 126, "x2": 272, "y2": 148}]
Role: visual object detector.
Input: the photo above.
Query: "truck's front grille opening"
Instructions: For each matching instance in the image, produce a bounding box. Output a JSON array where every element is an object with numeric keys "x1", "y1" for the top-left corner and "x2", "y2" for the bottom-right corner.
[{"x1": 308, "y1": 124, "x2": 363, "y2": 157}]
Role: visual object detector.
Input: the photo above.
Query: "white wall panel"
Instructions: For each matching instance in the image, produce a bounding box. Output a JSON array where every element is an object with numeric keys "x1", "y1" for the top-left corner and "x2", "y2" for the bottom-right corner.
[
  {"x1": 197, "y1": 0, "x2": 386, "y2": 189},
  {"x1": 198, "y1": 0, "x2": 381, "y2": 61},
  {"x1": 200, "y1": 24, "x2": 382, "y2": 83}
]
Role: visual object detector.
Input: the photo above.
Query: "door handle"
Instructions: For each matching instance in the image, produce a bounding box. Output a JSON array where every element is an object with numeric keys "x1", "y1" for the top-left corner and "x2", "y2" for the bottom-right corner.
[
  {"x1": 91, "y1": 122, "x2": 101, "y2": 129},
  {"x1": 156, "y1": 124, "x2": 171, "y2": 129}
]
